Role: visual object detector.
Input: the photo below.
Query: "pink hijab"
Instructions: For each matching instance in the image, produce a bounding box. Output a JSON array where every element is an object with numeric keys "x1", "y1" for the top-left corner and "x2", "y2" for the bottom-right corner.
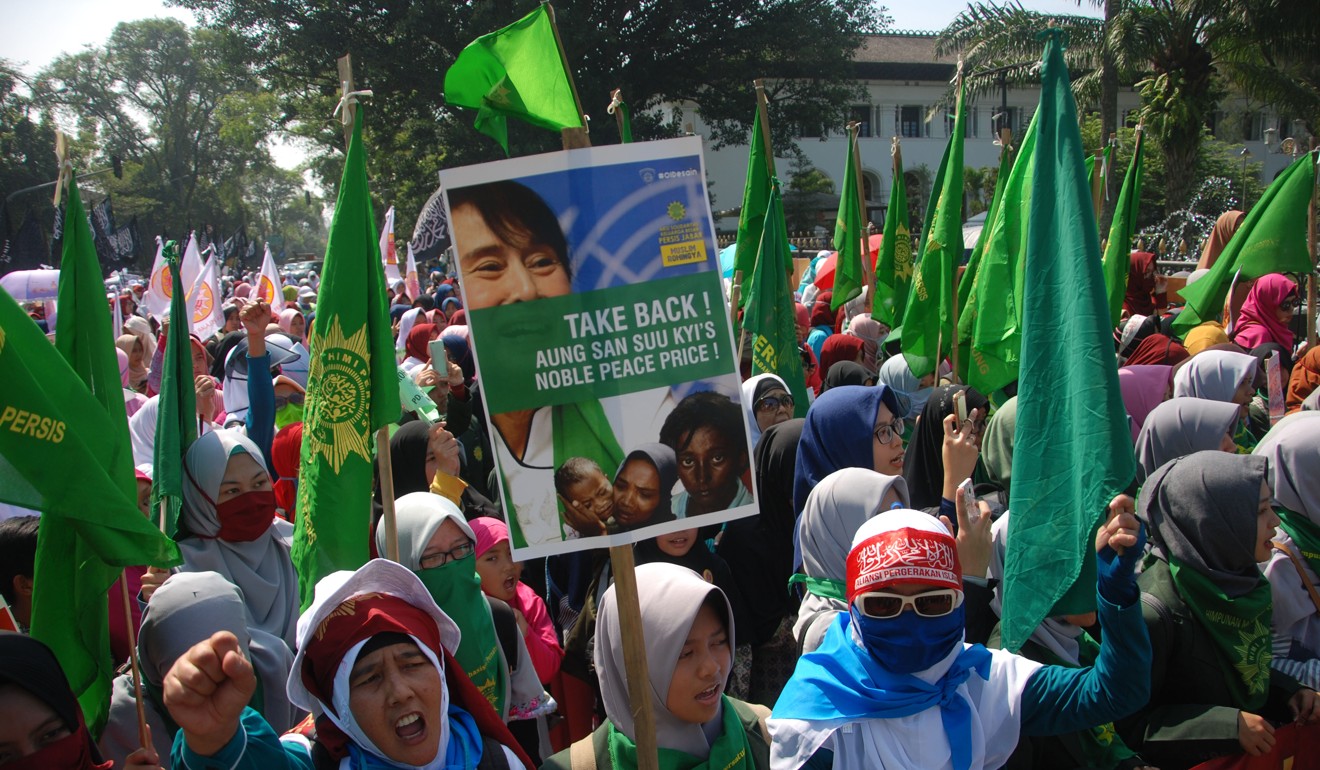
[
  {"x1": 233, "y1": 282, "x2": 252, "y2": 299},
  {"x1": 277, "y1": 308, "x2": 305, "y2": 341},
  {"x1": 469, "y1": 516, "x2": 509, "y2": 558},
  {"x1": 1233, "y1": 273, "x2": 1297, "y2": 351},
  {"x1": 1118, "y1": 364, "x2": 1172, "y2": 443}
]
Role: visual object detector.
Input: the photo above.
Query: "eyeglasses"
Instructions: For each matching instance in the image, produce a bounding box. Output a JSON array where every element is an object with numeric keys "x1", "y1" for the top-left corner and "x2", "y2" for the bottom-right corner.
[
  {"x1": 756, "y1": 394, "x2": 795, "y2": 413},
  {"x1": 873, "y1": 418, "x2": 905, "y2": 445},
  {"x1": 274, "y1": 392, "x2": 306, "y2": 410},
  {"x1": 855, "y1": 588, "x2": 963, "y2": 619},
  {"x1": 418, "y1": 539, "x2": 474, "y2": 569},
  {"x1": 1279, "y1": 298, "x2": 1298, "y2": 313}
]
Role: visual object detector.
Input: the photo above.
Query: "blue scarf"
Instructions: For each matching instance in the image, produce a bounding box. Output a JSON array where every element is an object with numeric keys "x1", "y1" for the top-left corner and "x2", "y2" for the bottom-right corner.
[
  {"x1": 773, "y1": 612, "x2": 992, "y2": 770},
  {"x1": 346, "y1": 702, "x2": 484, "y2": 770}
]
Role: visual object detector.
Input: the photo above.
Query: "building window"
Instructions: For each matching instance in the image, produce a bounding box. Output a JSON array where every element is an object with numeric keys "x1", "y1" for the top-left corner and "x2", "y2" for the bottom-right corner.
[
  {"x1": 1242, "y1": 112, "x2": 1263, "y2": 142},
  {"x1": 851, "y1": 106, "x2": 872, "y2": 138},
  {"x1": 899, "y1": 105, "x2": 923, "y2": 138},
  {"x1": 945, "y1": 107, "x2": 975, "y2": 138}
]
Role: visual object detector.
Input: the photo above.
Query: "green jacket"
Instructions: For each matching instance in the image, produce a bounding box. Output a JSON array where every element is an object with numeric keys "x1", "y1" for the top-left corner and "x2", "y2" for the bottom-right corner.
[
  {"x1": 1117, "y1": 559, "x2": 1305, "y2": 768},
  {"x1": 540, "y1": 697, "x2": 772, "y2": 770}
]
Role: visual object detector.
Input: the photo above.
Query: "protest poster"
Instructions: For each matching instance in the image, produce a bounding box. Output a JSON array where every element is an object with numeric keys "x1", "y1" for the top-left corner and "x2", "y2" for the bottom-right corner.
[{"x1": 440, "y1": 137, "x2": 757, "y2": 559}]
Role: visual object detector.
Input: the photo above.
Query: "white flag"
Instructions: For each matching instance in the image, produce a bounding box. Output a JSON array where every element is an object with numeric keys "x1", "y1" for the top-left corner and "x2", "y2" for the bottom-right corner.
[
  {"x1": 256, "y1": 244, "x2": 285, "y2": 312},
  {"x1": 142, "y1": 234, "x2": 201, "y2": 319},
  {"x1": 186, "y1": 251, "x2": 223, "y2": 340},
  {"x1": 405, "y1": 242, "x2": 422, "y2": 301},
  {"x1": 380, "y1": 205, "x2": 402, "y2": 284}
]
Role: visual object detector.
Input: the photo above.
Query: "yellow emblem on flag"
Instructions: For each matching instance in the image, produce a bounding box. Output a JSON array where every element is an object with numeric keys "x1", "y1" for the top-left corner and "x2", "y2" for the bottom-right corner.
[{"x1": 304, "y1": 316, "x2": 373, "y2": 473}]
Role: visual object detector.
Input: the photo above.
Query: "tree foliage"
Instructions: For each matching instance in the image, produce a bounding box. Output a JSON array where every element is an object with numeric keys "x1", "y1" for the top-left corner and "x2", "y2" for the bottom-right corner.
[{"x1": 169, "y1": 0, "x2": 890, "y2": 242}]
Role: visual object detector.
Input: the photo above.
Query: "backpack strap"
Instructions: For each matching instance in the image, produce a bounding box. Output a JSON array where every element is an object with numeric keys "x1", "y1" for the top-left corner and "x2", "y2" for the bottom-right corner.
[
  {"x1": 744, "y1": 701, "x2": 772, "y2": 744},
  {"x1": 796, "y1": 609, "x2": 833, "y2": 657},
  {"x1": 477, "y1": 735, "x2": 512, "y2": 770},
  {"x1": 1273, "y1": 540, "x2": 1320, "y2": 615},
  {"x1": 569, "y1": 734, "x2": 597, "y2": 770},
  {"x1": 487, "y1": 596, "x2": 522, "y2": 674}
]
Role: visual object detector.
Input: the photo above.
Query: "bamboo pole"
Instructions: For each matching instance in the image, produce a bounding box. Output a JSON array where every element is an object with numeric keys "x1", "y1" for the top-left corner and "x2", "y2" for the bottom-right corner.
[
  {"x1": 120, "y1": 573, "x2": 152, "y2": 754},
  {"x1": 1091, "y1": 149, "x2": 1105, "y2": 226},
  {"x1": 849, "y1": 124, "x2": 874, "y2": 312},
  {"x1": 337, "y1": 54, "x2": 356, "y2": 146}
]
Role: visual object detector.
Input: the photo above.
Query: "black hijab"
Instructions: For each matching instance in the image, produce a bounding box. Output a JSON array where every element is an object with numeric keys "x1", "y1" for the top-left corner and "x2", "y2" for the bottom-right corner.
[
  {"x1": 902, "y1": 384, "x2": 990, "y2": 510},
  {"x1": 821, "y1": 361, "x2": 873, "y2": 392},
  {"x1": 0, "y1": 633, "x2": 108, "y2": 769},
  {"x1": 717, "y1": 418, "x2": 803, "y2": 646},
  {"x1": 371, "y1": 421, "x2": 431, "y2": 531}
]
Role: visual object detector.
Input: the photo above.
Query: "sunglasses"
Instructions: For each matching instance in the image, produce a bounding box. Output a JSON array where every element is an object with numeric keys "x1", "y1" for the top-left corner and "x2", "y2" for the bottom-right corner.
[
  {"x1": 755, "y1": 394, "x2": 795, "y2": 413},
  {"x1": 274, "y1": 392, "x2": 306, "y2": 410},
  {"x1": 873, "y1": 418, "x2": 906, "y2": 445},
  {"x1": 1279, "y1": 298, "x2": 1298, "y2": 313},
  {"x1": 855, "y1": 588, "x2": 963, "y2": 619}
]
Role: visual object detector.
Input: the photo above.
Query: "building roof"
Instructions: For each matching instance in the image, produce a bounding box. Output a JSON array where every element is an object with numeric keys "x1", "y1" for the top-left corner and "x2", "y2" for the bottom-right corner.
[{"x1": 853, "y1": 32, "x2": 958, "y2": 81}]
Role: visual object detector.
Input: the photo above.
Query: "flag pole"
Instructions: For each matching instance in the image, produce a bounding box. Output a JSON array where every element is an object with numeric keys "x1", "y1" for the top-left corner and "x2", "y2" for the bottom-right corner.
[
  {"x1": 119, "y1": 573, "x2": 152, "y2": 754},
  {"x1": 337, "y1": 53, "x2": 399, "y2": 562},
  {"x1": 1091, "y1": 148, "x2": 1105, "y2": 227},
  {"x1": 543, "y1": 2, "x2": 587, "y2": 131},
  {"x1": 736, "y1": 79, "x2": 779, "y2": 366},
  {"x1": 949, "y1": 65, "x2": 963, "y2": 385},
  {"x1": 1309, "y1": 141, "x2": 1317, "y2": 349},
  {"x1": 558, "y1": 85, "x2": 660, "y2": 770},
  {"x1": 849, "y1": 123, "x2": 874, "y2": 313}
]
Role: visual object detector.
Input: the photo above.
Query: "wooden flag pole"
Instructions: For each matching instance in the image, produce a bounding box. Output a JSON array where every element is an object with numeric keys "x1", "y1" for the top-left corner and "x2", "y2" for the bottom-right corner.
[
  {"x1": 544, "y1": 2, "x2": 588, "y2": 136},
  {"x1": 554, "y1": 64, "x2": 658, "y2": 770},
  {"x1": 850, "y1": 124, "x2": 874, "y2": 312},
  {"x1": 1308, "y1": 140, "x2": 1317, "y2": 349},
  {"x1": 120, "y1": 572, "x2": 152, "y2": 754},
  {"x1": 337, "y1": 53, "x2": 399, "y2": 561}
]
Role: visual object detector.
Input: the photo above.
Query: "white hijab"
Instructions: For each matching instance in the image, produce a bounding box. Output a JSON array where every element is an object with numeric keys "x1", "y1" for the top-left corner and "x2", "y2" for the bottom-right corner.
[
  {"x1": 741, "y1": 373, "x2": 790, "y2": 449},
  {"x1": 596, "y1": 563, "x2": 735, "y2": 759},
  {"x1": 179, "y1": 429, "x2": 298, "y2": 646}
]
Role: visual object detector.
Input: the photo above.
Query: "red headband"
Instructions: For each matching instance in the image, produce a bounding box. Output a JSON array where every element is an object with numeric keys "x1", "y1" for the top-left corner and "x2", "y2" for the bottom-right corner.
[
  {"x1": 846, "y1": 527, "x2": 961, "y2": 602},
  {"x1": 300, "y1": 594, "x2": 442, "y2": 710}
]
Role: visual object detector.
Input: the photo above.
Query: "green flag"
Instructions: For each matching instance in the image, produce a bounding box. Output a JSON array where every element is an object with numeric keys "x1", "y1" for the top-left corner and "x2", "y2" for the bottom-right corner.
[
  {"x1": 1173, "y1": 152, "x2": 1316, "y2": 336},
  {"x1": 958, "y1": 111, "x2": 1040, "y2": 395},
  {"x1": 1001, "y1": 34, "x2": 1137, "y2": 653},
  {"x1": 873, "y1": 143, "x2": 912, "y2": 327},
  {"x1": 902, "y1": 81, "x2": 966, "y2": 378},
  {"x1": 21, "y1": 173, "x2": 180, "y2": 735},
  {"x1": 732, "y1": 110, "x2": 772, "y2": 296},
  {"x1": 293, "y1": 108, "x2": 402, "y2": 608},
  {"x1": 955, "y1": 140, "x2": 1015, "y2": 384},
  {"x1": 443, "y1": 4, "x2": 583, "y2": 153},
  {"x1": 832, "y1": 131, "x2": 867, "y2": 311},
  {"x1": 1101, "y1": 130, "x2": 1145, "y2": 327},
  {"x1": 152, "y1": 240, "x2": 198, "y2": 537},
  {"x1": 743, "y1": 179, "x2": 811, "y2": 418}
]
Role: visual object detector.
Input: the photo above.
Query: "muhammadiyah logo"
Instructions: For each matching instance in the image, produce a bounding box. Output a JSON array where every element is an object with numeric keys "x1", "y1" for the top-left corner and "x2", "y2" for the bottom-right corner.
[{"x1": 304, "y1": 317, "x2": 373, "y2": 473}]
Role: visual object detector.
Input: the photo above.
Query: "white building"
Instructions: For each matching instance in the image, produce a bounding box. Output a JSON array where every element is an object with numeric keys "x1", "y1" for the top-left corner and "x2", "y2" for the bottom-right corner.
[{"x1": 683, "y1": 32, "x2": 1302, "y2": 234}]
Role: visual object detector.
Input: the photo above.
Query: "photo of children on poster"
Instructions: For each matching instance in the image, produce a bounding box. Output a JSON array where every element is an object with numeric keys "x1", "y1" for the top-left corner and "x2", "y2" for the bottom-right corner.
[{"x1": 440, "y1": 137, "x2": 758, "y2": 559}]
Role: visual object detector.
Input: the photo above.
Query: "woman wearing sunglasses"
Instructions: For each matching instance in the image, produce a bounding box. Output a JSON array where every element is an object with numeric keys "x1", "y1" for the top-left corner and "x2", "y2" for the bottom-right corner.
[
  {"x1": 742, "y1": 374, "x2": 795, "y2": 449},
  {"x1": 769, "y1": 503, "x2": 1150, "y2": 770}
]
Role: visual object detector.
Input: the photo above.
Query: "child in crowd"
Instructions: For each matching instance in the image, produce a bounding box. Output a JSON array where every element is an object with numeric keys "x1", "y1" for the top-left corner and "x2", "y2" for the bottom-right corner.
[{"x1": 470, "y1": 517, "x2": 564, "y2": 686}]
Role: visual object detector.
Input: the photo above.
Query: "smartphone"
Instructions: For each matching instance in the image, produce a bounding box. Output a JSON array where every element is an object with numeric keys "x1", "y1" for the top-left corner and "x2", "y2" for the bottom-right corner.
[
  {"x1": 428, "y1": 339, "x2": 447, "y2": 375},
  {"x1": 959, "y1": 478, "x2": 979, "y2": 523},
  {"x1": 953, "y1": 389, "x2": 968, "y2": 426}
]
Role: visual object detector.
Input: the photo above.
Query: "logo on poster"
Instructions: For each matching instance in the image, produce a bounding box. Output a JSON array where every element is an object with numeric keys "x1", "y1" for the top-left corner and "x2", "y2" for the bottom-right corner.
[{"x1": 639, "y1": 167, "x2": 655, "y2": 184}]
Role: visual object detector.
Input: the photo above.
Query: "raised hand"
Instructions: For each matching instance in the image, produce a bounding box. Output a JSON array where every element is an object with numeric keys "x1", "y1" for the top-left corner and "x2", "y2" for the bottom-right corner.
[{"x1": 163, "y1": 631, "x2": 256, "y2": 757}]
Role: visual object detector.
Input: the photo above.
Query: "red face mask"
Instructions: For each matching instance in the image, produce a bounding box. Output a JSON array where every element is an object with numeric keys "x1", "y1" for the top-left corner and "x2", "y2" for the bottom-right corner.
[
  {"x1": 3, "y1": 727, "x2": 111, "y2": 770},
  {"x1": 214, "y1": 490, "x2": 277, "y2": 541}
]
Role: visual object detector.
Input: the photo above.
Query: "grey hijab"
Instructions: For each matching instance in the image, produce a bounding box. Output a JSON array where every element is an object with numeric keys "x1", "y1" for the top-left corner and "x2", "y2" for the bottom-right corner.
[
  {"x1": 179, "y1": 429, "x2": 298, "y2": 646},
  {"x1": 596, "y1": 562, "x2": 734, "y2": 759},
  {"x1": 1139, "y1": 451, "x2": 1270, "y2": 598},
  {"x1": 794, "y1": 468, "x2": 909, "y2": 643},
  {"x1": 383, "y1": 491, "x2": 474, "y2": 569},
  {"x1": 1253, "y1": 412, "x2": 1320, "y2": 525},
  {"x1": 987, "y1": 513, "x2": 1084, "y2": 665},
  {"x1": 1135, "y1": 397, "x2": 1240, "y2": 482},
  {"x1": 1172, "y1": 350, "x2": 1257, "y2": 402},
  {"x1": 878, "y1": 355, "x2": 927, "y2": 419},
  {"x1": 101, "y1": 571, "x2": 300, "y2": 765}
]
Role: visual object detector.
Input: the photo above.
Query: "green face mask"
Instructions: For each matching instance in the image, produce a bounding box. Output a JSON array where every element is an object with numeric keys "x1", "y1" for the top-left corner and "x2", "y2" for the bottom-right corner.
[
  {"x1": 274, "y1": 402, "x2": 303, "y2": 430},
  {"x1": 412, "y1": 555, "x2": 508, "y2": 717}
]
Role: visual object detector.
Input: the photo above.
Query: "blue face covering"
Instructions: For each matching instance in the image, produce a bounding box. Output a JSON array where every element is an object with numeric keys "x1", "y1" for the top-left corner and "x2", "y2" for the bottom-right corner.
[{"x1": 850, "y1": 602, "x2": 965, "y2": 674}]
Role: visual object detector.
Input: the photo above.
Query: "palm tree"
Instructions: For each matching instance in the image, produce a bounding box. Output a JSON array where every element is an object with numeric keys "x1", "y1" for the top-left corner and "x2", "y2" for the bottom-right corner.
[{"x1": 939, "y1": 0, "x2": 1241, "y2": 214}]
